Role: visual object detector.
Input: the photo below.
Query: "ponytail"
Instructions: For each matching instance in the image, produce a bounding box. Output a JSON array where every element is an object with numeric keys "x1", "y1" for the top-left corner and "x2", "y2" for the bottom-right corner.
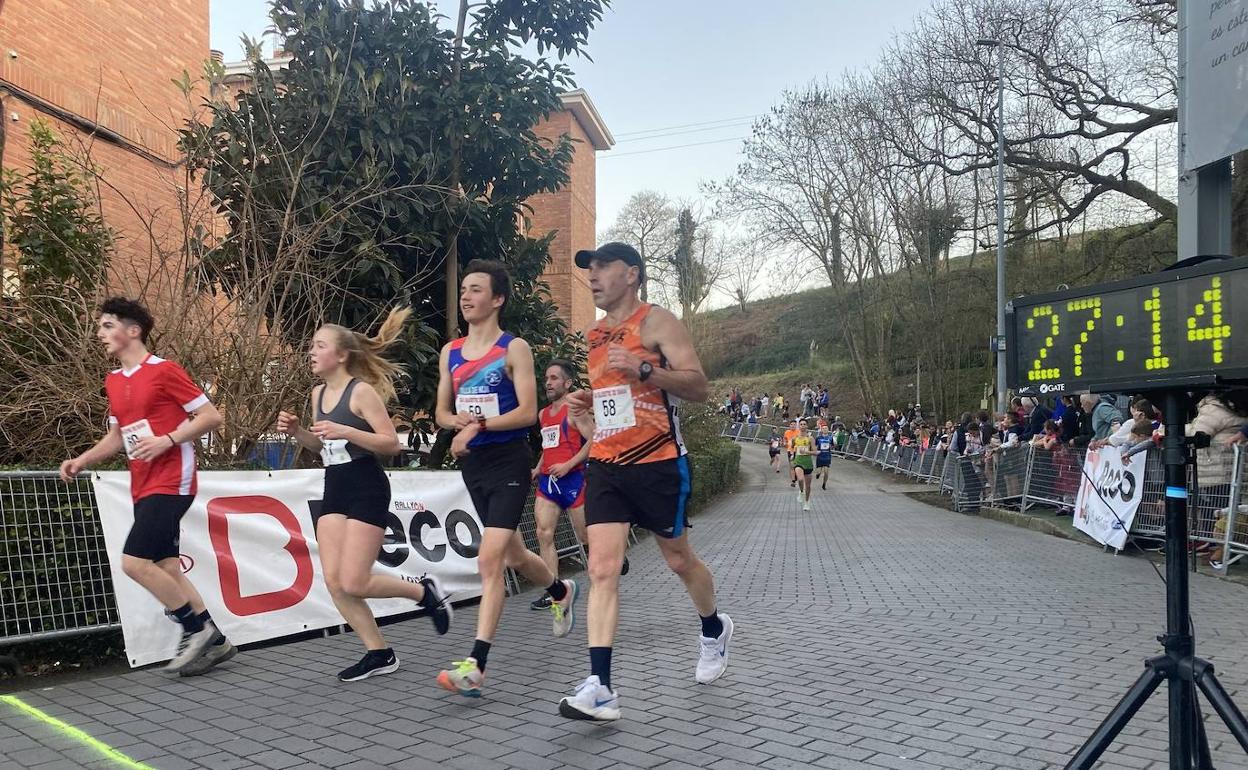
[{"x1": 321, "y1": 307, "x2": 411, "y2": 402}]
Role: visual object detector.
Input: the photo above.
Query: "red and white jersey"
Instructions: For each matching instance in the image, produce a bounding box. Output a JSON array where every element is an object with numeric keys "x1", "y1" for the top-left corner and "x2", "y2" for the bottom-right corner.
[
  {"x1": 105, "y1": 355, "x2": 210, "y2": 502},
  {"x1": 538, "y1": 402, "x2": 585, "y2": 475}
]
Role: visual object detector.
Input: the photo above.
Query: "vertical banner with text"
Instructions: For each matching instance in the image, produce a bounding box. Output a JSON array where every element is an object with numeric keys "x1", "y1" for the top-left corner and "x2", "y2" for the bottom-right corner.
[
  {"x1": 92, "y1": 470, "x2": 484, "y2": 667},
  {"x1": 1073, "y1": 447, "x2": 1150, "y2": 550}
]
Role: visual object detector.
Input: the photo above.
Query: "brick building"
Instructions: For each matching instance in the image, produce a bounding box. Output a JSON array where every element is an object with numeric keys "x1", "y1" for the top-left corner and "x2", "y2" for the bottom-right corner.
[
  {"x1": 0, "y1": 0, "x2": 611, "y2": 329},
  {"x1": 0, "y1": 0, "x2": 210, "y2": 293}
]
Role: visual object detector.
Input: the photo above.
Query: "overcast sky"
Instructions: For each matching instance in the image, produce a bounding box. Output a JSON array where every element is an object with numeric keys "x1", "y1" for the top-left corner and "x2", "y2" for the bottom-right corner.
[{"x1": 210, "y1": 0, "x2": 935, "y2": 237}]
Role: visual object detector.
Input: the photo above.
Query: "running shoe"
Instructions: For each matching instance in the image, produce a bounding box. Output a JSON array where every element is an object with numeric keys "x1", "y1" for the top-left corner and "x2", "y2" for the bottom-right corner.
[
  {"x1": 695, "y1": 613, "x2": 734, "y2": 684},
  {"x1": 551, "y1": 579, "x2": 579, "y2": 638},
  {"x1": 338, "y1": 648, "x2": 398, "y2": 682},
  {"x1": 803, "y1": 502, "x2": 811, "y2": 512},
  {"x1": 531, "y1": 594, "x2": 552, "y2": 611},
  {"x1": 178, "y1": 636, "x2": 237, "y2": 677},
  {"x1": 796, "y1": 489, "x2": 803, "y2": 503},
  {"x1": 165, "y1": 621, "x2": 219, "y2": 673},
  {"x1": 437, "y1": 658, "x2": 484, "y2": 697},
  {"x1": 558, "y1": 675, "x2": 620, "y2": 722},
  {"x1": 420, "y1": 575, "x2": 453, "y2": 635}
]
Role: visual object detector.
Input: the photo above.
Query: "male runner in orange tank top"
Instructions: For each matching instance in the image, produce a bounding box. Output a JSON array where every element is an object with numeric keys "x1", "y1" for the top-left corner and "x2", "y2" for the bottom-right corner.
[{"x1": 556, "y1": 242, "x2": 732, "y2": 722}]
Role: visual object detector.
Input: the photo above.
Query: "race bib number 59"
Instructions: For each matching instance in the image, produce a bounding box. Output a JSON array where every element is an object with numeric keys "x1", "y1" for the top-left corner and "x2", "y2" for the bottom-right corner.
[
  {"x1": 120, "y1": 419, "x2": 156, "y2": 459},
  {"x1": 593, "y1": 385, "x2": 636, "y2": 430},
  {"x1": 456, "y1": 393, "x2": 501, "y2": 419}
]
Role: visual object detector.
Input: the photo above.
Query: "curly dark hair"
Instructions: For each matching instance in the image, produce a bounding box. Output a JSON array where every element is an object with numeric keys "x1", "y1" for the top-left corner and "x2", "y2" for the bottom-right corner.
[{"x1": 98, "y1": 296, "x2": 154, "y2": 343}]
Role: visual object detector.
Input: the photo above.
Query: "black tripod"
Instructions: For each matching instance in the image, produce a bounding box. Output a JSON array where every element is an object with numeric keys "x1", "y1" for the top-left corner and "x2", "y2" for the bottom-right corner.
[{"x1": 1067, "y1": 390, "x2": 1248, "y2": 769}]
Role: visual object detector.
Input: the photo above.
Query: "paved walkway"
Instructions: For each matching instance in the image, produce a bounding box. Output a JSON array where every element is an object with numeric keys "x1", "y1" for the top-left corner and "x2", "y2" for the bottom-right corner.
[{"x1": 3, "y1": 445, "x2": 1248, "y2": 770}]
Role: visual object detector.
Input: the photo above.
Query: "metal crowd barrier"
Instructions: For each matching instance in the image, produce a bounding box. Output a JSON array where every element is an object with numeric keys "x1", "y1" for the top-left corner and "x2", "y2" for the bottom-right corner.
[
  {"x1": 0, "y1": 471, "x2": 121, "y2": 644},
  {"x1": 1020, "y1": 445, "x2": 1086, "y2": 512}
]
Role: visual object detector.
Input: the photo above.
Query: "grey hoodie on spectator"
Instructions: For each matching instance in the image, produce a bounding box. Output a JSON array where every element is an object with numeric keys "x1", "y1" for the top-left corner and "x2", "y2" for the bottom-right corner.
[{"x1": 1091, "y1": 394, "x2": 1122, "y2": 440}]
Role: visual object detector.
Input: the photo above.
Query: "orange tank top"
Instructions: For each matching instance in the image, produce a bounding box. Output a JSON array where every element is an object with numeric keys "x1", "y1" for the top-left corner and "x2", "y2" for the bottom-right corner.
[{"x1": 587, "y1": 303, "x2": 685, "y2": 464}]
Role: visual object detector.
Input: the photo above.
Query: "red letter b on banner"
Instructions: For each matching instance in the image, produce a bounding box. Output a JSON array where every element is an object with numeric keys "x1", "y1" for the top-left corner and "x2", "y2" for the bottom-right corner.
[{"x1": 207, "y1": 496, "x2": 314, "y2": 616}]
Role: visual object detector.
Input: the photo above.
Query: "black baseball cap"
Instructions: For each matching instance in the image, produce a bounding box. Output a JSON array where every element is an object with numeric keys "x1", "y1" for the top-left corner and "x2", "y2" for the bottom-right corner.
[{"x1": 574, "y1": 241, "x2": 645, "y2": 283}]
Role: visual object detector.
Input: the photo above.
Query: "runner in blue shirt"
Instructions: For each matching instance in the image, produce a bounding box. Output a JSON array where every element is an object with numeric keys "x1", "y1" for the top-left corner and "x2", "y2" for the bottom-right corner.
[{"x1": 814, "y1": 425, "x2": 835, "y2": 491}]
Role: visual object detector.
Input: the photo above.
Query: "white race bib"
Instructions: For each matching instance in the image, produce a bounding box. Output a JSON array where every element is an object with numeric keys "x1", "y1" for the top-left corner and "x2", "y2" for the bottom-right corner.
[
  {"x1": 541, "y1": 425, "x2": 561, "y2": 449},
  {"x1": 320, "y1": 439, "x2": 352, "y2": 466},
  {"x1": 593, "y1": 385, "x2": 636, "y2": 430},
  {"x1": 456, "y1": 393, "x2": 501, "y2": 419},
  {"x1": 120, "y1": 419, "x2": 156, "y2": 460}
]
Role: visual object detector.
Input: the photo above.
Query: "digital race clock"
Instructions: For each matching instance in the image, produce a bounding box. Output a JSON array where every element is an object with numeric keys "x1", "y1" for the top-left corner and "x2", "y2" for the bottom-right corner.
[{"x1": 1006, "y1": 256, "x2": 1248, "y2": 394}]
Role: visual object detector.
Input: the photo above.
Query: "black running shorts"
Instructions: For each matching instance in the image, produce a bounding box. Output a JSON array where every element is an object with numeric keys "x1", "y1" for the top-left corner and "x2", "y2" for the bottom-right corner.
[
  {"x1": 459, "y1": 439, "x2": 532, "y2": 530},
  {"x1": 123, "y1": 494, "x2": 194, "y2": 561},
  {"x1": 585, "y1": 457, "x2": 691, "y2": 539},
  {"x1": 319, "y1": 456, "x2": 391, "y2": 529}
]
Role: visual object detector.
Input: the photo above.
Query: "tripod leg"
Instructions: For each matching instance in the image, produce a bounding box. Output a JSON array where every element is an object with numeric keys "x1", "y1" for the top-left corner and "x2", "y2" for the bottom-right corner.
[
  {"x1": 1195, "y1": 665, "x2": 1248, "y2": 754},
  {"x1": 1192, "y1": 691, "x2": 1214, "y2": 770},
  {"x1": 1067, "y1": 662, "x2": 1167, "y2": 770}
]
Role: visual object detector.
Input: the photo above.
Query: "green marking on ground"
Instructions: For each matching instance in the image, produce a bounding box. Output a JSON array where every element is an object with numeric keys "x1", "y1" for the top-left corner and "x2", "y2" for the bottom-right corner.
[{"x1": 0, "y1": 694, "x2": 158, "y2": 769}]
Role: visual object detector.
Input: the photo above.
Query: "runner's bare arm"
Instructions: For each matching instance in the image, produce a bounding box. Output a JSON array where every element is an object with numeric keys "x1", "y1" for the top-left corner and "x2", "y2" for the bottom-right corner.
[
  {"x1": 640, "y1": 306, "x2": 709, "y2": 402},
  {"x1": 484, "y1": 336, "x2": 538, "y2": 432},
  {"x1": 168, "y1": 401, "x2": 223, "y2": 444},
  {"x1": 565, "y1": 389, "x2": 596, "y2": 439},
  {"x1": 434, "y1": 342, "x2": 470, "y2": 431},
  {"x1": 276, "y1": 390, "x2": 324, "y2": 453},
  {"x1": 73, "y1": 424, "x2": 125, "y2": 467}
]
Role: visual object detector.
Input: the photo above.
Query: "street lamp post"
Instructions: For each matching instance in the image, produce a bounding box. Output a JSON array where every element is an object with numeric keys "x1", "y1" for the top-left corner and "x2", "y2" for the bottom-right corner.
[{"x1": 977, "y1": 36, "x2": 1007, "y2": 416}]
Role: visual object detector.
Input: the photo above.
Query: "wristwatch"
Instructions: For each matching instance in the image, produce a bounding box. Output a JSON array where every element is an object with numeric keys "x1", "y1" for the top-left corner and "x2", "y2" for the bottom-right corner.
[
  {"x1": 476, "y1": 415, "x2": 488, "y2": 431},
  {"x1": 638, "y1": 361, "x2": 654, "y2": 382}
]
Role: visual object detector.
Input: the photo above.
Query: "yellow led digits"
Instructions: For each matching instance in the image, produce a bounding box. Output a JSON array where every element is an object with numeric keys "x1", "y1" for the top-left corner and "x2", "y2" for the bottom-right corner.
[
  {"x1": 1029, "y1": 306, "x2": 1060, "y2": 380},
  {"x1": 1187, "y1": 278, "x2": 1228, "y2": 367}
]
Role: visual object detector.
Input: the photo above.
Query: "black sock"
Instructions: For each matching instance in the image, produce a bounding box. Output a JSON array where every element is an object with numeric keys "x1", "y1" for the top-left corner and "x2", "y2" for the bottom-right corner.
[
  {"x1": 590, "y1": 646, "x2": 612, "y2": 690},
  {"x1": 470, "y1": 639, "x2": 491, "y2": 672},
  {"x1": 700, "y1": 610, "x2": 724, "y2": 639},
  {"x1": 197, "y1": 610, "x2": 226, "y2": 644},
  {"x1": 171, "y1": 603, "x2": 204, "y2": 634},
  {"x1": 546, "y1": 578, "x2": 568, "y2": 602}
]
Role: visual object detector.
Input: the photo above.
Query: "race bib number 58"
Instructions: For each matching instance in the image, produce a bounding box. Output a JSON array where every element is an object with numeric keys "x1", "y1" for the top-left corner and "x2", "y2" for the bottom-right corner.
[{"x1": 593, "y1": 385, "x2": 636, "y2": 430}]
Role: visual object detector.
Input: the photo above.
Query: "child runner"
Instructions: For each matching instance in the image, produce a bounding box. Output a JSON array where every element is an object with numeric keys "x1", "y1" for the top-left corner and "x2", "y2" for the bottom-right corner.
[
  {"x1": 435, "y1": 259, "x2": 578, "y2": 698},
  {"x1": 276, "y1": 307, "x2": 452, "y2": 682},
  {"x1": 60, "y1": 297, "x2": 234, "y2": 675}
]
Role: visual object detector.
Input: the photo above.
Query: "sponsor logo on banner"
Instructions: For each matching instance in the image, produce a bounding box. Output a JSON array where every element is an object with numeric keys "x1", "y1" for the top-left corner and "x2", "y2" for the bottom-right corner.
[
  {"x1": 92, "y1": 470, "x2": 485, "y2": 667},
  {"x1": 1073, "y1": 447, "x2": 1149, "y2": 550}
]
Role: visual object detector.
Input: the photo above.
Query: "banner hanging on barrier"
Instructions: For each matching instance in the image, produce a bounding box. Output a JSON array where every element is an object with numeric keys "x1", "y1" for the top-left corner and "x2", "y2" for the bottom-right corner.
[
  {"x1": 1073, "y1": 447, "x2": 1149, "y2": 550},
  {"x1": 92, "y1": 470, "x2": 484, "y2": 667}
]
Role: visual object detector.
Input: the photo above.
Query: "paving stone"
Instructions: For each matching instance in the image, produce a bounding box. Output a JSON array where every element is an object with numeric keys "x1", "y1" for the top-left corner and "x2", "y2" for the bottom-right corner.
[{"x1": 3, "y1": 447, "x2": 1246, "y2": 769}]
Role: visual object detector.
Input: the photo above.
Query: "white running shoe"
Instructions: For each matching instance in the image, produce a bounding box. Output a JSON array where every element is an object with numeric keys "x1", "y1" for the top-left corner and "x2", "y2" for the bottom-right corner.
[
  {"x1": 695, "y1": 613, "x2": 733, "y2": 684},
  {"x1": 796, "y1": 489, "x2": 803, "y2": 503},
  {"x1": 803, "y1": 502, "x2": 811, "y2": 512},
  {"x1": 165, "y1": 621, "x2": 218, "y2": 673},
  {"x1": 558, "y1": 675, "x2": 620, "y2": 721},
  {"x1": 551, "y1": 579, "x2": 578, "y2": 638}
]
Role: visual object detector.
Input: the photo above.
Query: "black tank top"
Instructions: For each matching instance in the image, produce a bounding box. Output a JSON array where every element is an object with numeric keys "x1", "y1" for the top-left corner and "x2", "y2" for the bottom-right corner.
[{"x1": 315, "y1": 379, "x2": 374, "y2": 464}]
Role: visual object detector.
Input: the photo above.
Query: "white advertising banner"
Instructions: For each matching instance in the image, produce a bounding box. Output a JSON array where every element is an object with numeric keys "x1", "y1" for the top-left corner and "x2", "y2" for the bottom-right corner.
[
  {"x1": 92, "y1": 470, "x2": 484, "y2": 667},
  {"x1": 1183, "y1": 0, "x2": 1248, "y2": 170},
  {"x1": 1073, "y1": 447, "x2": 1150, "y2": 550}
]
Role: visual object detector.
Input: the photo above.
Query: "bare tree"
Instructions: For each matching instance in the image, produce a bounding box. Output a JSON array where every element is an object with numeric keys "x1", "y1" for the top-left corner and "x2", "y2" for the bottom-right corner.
[
  {"x1": 716, "y1": 237, "x2": 770, "y2": 312},
  {"x1": 874, "y1": 0, "x2": 1176, "y2": 240},
  {"x1": 603, "y1": 190, "x2": 676, "y2": 302}
]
